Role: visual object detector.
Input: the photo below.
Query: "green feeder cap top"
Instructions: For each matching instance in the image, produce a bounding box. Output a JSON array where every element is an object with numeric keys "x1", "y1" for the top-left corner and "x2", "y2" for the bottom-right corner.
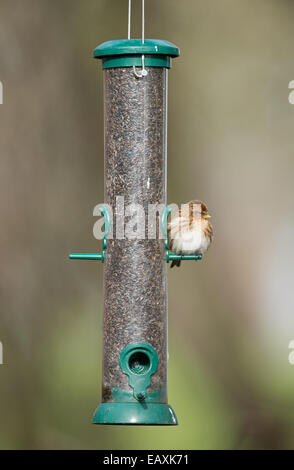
[{"x1": 94, "y1": 39, "x2": 180, "y2": 69}]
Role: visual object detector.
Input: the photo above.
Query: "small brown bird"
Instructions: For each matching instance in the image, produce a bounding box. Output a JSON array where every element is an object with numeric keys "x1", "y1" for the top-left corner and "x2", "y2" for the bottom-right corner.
[{"x1": 168, "y1": 200, "x2": 213, "y2": 268}]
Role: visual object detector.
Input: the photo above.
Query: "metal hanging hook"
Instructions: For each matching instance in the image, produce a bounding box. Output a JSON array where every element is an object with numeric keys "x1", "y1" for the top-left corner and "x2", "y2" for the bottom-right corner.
[
  {"x1": 133, "y1": 55, "x2": 148, "y2": 78},
  {"x1": 128, "y1": 0, "x2": 148, "y2": 78}
]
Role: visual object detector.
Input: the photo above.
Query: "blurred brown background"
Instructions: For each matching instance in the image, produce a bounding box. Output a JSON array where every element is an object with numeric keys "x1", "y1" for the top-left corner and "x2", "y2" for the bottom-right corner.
[{"x1": 1, "y1": 0, "x2": 294, "y2": 449}]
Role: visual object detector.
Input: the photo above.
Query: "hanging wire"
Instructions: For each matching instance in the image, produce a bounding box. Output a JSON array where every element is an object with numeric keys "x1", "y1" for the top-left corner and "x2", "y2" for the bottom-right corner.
[
  {"x1": 128, "y1": 0, "x2": 144, "y2": 42},
  {"x1": 128, "y1": 0, "x2": 131, "y2": 39},
  {"x1": 142, "y1": 0, "x2": 145, "y2": 44}
]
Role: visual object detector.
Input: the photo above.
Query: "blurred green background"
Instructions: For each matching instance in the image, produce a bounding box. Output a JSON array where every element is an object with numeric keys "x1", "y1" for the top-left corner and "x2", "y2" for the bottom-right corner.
[{"x1": 1, "y1": 0, "x2": 294, "y2": 450}]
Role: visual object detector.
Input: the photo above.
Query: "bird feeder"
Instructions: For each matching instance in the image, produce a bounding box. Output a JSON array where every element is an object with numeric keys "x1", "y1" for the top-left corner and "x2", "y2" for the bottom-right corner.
[{"x1": 70, "y1": 4, "x2": 180, "y2": 425}]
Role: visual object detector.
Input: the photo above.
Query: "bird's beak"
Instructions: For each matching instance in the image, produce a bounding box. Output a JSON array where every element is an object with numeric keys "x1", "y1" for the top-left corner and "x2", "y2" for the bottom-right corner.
[{"x1": 203, "y1": 214, "x2": 211, "y2": 219}]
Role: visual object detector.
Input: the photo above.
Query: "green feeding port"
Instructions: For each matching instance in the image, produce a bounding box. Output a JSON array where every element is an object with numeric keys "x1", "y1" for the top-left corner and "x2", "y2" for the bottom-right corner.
[{"x1": 120, "y1": 342, "x2": 158, "y2": 401}]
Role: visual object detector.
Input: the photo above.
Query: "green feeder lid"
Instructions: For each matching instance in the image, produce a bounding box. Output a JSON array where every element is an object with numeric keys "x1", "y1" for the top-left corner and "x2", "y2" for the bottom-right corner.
[{"x1": 94, "y1": 39, "x2": 180, "y2": 69}]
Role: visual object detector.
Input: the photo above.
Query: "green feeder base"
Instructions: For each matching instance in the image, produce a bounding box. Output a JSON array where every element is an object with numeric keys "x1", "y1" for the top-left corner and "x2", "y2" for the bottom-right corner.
[{"x1": 93, "y1": 403, "x2": 178, "y2": 426}]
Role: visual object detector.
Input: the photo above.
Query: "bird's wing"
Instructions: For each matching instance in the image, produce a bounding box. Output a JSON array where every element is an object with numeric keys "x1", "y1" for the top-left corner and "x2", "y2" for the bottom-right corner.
[
  {"x1": 204, "y1": 222, "x2": 214, "y2": 243},
  {"x1": 167, "y1": 223, "x2": 173, "y2": 250}
]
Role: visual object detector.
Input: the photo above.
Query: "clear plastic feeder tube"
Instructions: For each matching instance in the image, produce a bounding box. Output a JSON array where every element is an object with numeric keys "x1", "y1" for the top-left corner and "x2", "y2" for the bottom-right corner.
[{"x1": 93, "y1": 39, "x2": 179, "y2": 425}]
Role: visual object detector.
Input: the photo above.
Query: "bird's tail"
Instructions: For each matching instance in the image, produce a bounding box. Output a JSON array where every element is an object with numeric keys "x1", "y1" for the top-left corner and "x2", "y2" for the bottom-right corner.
[{"x1": 170, "y1": 259, "x2": 181, "y2": 268}]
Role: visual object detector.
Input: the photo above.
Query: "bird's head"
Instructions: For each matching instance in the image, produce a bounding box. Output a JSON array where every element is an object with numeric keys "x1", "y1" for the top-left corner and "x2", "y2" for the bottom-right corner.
[{"x1": 188, "y1": 200, "x2": 211, "y2": 220}]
